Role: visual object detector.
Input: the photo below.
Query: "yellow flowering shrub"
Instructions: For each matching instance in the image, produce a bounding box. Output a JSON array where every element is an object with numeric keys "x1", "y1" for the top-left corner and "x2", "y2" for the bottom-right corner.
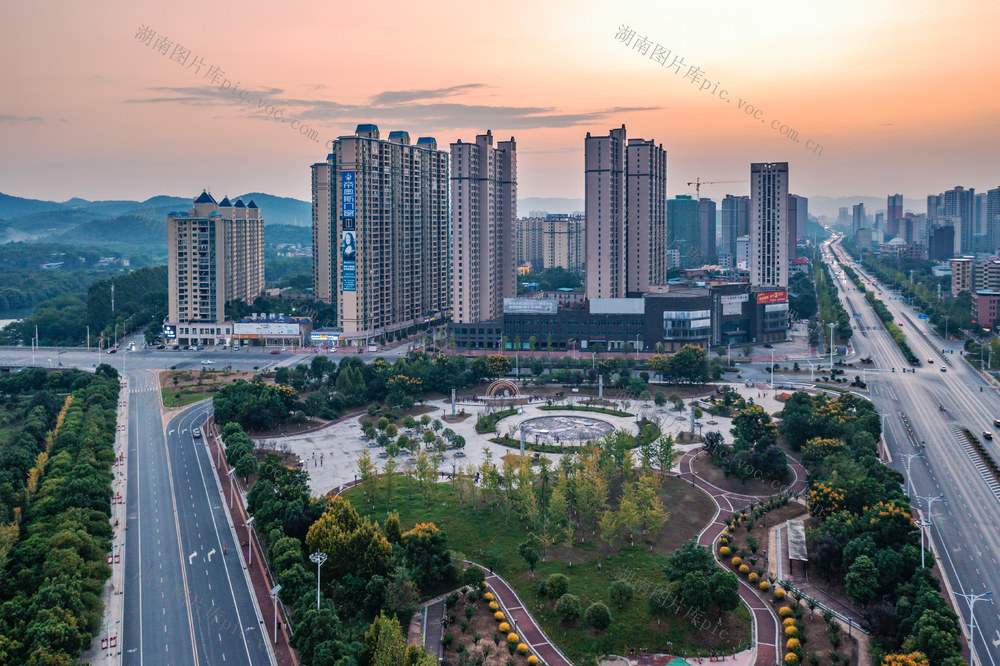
[
  {"x1": 494, "y1": 611, "x2": 505, "y2": 621},
  {"x1": 499, "y1": 622, "x2": 510, "y2": 633},
  {"x1": 748, "y1": 573, "x2": 759, "y2": 583},
  {"x1": 507, "y1": 633, "x2": 519, "y2": 643},
  {"x1": 786, "y1": 638, "x2": 801, "y2": 651},
  {"x1": 731, "y1": 556, "x2": 742, "y2": 567},
  {"x1": 778, "y1": 606, "x2": 793, "y2": 617},
  {"x1": 720, "y1": 546, "x2": 732, "y2": 557},
  {"x1": 517, "y1": 644, "x2": 529, "y2": 655}
]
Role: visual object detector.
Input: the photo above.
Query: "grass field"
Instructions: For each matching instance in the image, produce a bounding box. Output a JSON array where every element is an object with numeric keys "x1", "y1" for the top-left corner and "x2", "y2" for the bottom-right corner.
[
  {"x1": 343, "y1": 475, "x2": 750, "y2": 664},
  {"x1": 161, "y1": 387, "x2": 214, "y2": 408}
]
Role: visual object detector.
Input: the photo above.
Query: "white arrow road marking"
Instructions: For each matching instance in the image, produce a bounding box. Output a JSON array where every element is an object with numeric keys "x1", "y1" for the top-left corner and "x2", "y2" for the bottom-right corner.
[
  {"x1": 207, "y1": 548, "x2": 216, "y2": 562},
  {"x1": 189, "y1": 551, "x2": 197, "y2": 564},
  {"x1": 169, "y1": 429, "x2": 175, "y2": 434}
]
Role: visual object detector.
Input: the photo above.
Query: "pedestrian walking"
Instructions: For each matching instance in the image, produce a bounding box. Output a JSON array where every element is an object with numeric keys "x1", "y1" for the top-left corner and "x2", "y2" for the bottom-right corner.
[{"x1": 223, "y1": 545, "x2": 227, "y2": 555}]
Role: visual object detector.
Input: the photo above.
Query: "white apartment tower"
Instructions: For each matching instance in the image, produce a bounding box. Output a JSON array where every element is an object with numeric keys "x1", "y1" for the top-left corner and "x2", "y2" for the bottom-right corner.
[
  {"x1": 450, "y1": 131, "x2": 517, "y2": 323},
  {"x1": 585, "y1": 126, "x2": 627, "y2": 299},
  {"x1": 167, "y1": 190, "x2": 264, "y2": 324},
  {"x1": 311, "y1": 124, "x2": 449, "y2": 341},
  {"x1": 750, "y1": 162, "x2": 789, "y2": 288}
]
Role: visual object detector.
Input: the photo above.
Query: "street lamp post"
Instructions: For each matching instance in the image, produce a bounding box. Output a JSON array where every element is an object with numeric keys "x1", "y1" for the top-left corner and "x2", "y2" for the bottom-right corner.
[
  {"x1": 227, "y1": 468, "x2": 236, "y2": 509},
  {"x1": 943, "y1": 314, "x2": 950, "y2": 342},
  {"x1": 956, "y1": 590, "x2": 993, "y2": 666},
  {"x1": 246, "y1": 516, "x2": 255, "y2": 567},
  {"x1": 309, "y1": 551, "x2": 328, "y2": 611},
  {"x1": 901, "y1": 452, "x2": 923, "y2": 498},
  {"x1": 769, "y1": 348, "x2": 775, "y2": 392},
  {"x1": 807, "y1": 360, "x2": 814, "y2": 383},
  {"x1": 828, "y1": 322, "x2": 836, "y2": 371},
  {"x1": 915, "y1": 494, "x2": 946, "y2": 568}
]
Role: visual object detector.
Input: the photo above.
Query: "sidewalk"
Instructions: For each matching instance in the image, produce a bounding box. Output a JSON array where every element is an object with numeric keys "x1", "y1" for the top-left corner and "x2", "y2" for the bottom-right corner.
[
  {"x1": 206, "y1": 418, "x2": 299, "y2": 666},
  {"x1": 81, "y1": 374, "x2": 130, "y2": 664}
]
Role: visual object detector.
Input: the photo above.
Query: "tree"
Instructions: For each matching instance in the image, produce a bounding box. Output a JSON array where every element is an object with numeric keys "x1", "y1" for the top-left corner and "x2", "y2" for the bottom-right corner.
[
  {"x1": 710, "y1": 569, "x2": 740, "y2": 617},
  {"x1": 585, "y1": 602, "x2": 612, "y2": 632},
  {"x1": 845, "y1": 554, "x2": 879, "y2": 605},
  {"x1": 668, "y1": 345, "x2": 708, "y2": 383},
  {"x1": 555, "y1": 593, "x2": 582, "y2": 622},
  {"x1": 517, "y1": 534, "x2": 541, "y2": 577},
  {"x1": 401, "y1": 523, "x2": 452, "y2": 591},
  {"x1": 731, "y1": 404, "x2": 778, "y2": 451},
  {"x1": 382, "y1": 456, "x2": 398, "y2": 506},
  {"x1": 235, "y1": 452, "x2": 258, "y2": 483},
  {"x1": 679, "y1": 570, "x2": 712, "y2": 611},
  {"x1": 357, "y1": 449, "x2": 377, "y2": 503},
  {"x1": 609, "y1": 579, "x2": 634, "y2": 609},
  {"x1": 362, "y1": 612, "x2": 435, "y2": 666},
  {"x1": 546, "y1": 573, "x2": 569, "y2": 598},
  {"x1": 881, "y1": 654, "x2": 930, "y2": 666}
]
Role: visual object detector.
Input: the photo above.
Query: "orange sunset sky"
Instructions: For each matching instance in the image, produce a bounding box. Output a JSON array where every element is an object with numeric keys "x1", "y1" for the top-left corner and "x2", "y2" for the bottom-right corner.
[{"x1": 1, "y1": 0, "x2": 998, "y2": 208}]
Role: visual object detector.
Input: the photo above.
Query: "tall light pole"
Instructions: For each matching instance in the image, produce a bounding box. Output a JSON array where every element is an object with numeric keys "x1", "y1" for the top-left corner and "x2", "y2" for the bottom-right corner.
[
  {"x1": 943, "y1": 314, "x2": 950, "y2": 342},
  {"x1": 828, "y1": 322, "x2": 836, "y2": 371},
  {"x1": 901, "y1": 452, "x2": 923, "y2": 498},
  {"x1": 309, "y1": 551, "x2": 328, "y2": 610},
  {"x1": 769, "y1": 348, "x2": 775, "y2": 392},
  {"x1": 246, "y1": 516, "x2": 255, "y2": 567},
  {"x1": 807, "y1": 360, "x2": 814, "y2": 383},
  {"x1": 914, "y1": 494, "x2": 945, "y2": 568},
  {"x1": 956, "y1": 590, "x2": 992, "y2": 666},
  {"x1": 227, "y1": 468, "x2": 236, "y2": 508}
]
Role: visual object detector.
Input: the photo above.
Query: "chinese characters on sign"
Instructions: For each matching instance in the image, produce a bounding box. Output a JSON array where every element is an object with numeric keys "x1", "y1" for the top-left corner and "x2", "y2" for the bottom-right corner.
[
  {"x1": 614, "y1": 24, "x2": 823, "y2": 156},
  {"x1": 341, "y1": 171, "x2": 357, "y2": 292},
  {"x1": 342, "y1": 171, "x2": 356, "y2": 219}
]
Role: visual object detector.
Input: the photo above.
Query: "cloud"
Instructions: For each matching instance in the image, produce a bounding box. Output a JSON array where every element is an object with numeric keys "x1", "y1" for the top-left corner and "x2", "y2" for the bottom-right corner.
[
  {"x1": 370, "y1": 84, "x2": 486, "y2": 105},
  {"x1": 125, "y1": 82, "x2": 661, "y2": 133},
  {"x1": 0, "y1": 114, "x2": 44, "y2": 124}
]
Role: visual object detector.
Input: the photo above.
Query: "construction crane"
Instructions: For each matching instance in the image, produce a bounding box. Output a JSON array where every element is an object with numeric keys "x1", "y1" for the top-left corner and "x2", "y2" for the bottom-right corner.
[{"x1": 686, "y1": 178, "x2": 747, "y2": 199}]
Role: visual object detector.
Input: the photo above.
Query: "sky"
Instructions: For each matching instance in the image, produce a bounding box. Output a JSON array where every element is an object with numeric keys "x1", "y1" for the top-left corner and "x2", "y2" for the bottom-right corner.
[{"x1": 1, "y1": 0, "x2": 998, "y2": 207}]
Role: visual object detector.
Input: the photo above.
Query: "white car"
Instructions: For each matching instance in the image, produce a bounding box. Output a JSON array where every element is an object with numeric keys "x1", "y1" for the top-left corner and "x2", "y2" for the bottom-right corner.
[
  {"x1": 192, "y1": 427, "x2": 202, "y2": 438},
  {"x1": 200, "y1": 360, "x2": 214, "y2": 365}
]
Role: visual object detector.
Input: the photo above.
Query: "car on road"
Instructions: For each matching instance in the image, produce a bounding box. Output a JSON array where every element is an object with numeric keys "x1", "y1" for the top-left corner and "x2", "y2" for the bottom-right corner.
[
  {"x1": 107, "y1": 348, "x2": 117, "y2": 354},
  {"x1": 280, "y1": 347, "x2": 288, "y2": 351},
  {"x1": 200, "y1": 360, "x2": 214, "y2": 365},
  {"x1": 157, "y1": 344, "x2": 165, "y2": 349},
  {"x1": 927, "y1": 359, "x2": 934, "y2": 364},
  {"x1": 192, "y1": 427, "x2": 201, "y2": 438},
  {"x1": 940, "y1": 366, "x2": 946, "y2": 372},
  {"x1": 270, "y1": 349, "x2": 281, "y2": 354},
  {"x1": 984, "y1": 431, "x2": 993, "y2": 440}
]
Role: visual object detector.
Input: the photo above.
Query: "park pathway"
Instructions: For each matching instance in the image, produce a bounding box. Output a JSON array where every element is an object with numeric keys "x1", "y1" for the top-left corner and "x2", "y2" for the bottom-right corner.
[{"x1": 672, "y1": 449, "x2": 808, "y2": 666}]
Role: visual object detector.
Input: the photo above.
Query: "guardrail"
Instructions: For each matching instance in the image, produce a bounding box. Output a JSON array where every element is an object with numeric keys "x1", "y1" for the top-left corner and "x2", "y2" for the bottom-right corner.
[{"x1": 778, "y1": 582, "x2": 869, "y2": 636}]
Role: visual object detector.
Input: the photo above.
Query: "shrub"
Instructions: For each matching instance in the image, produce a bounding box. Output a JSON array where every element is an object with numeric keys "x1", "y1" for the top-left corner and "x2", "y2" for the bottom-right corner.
[
  {"x1": 787, "y1": 638, "x2": 801, "y2": 651},
  {"x1": 748, "y1": 573, "x2": 759, "y2": 583},
  {"x1": 517, "y1": 643, "x2": 529, "y2": 655},
  {"x1": 585, "y1": 602, "x2": 612, "y2": 632},
  {"x1": 489, "y1": 601, "x2": 500, "y2": 611},
  {"x1": 783, "y1": 617, "x2": 797, "y2": 627},
  {"x1": 498, "y1": 622, "x2": 510, "y2": 633},
  {"x1": 785, "y1": 625, "x2": 798, "y2": 636},
  {"x1": 784, "y1": 654, "x2": 799, "y2": 665},
  {"x1": 779, "y1": 606, "x2": 793, "y2": 617},
  {"x1": 731, "y1": 556, "x2": 742, "y2": 567},
  {"x1": 507, "y1": 633, "x2": 519, "y2": 644},
  {"x1": 739, "y1": 564, "x2": 750, "y2": 575},
  {"x1": 528, "y1": 657, "x2": 539, "y2": 665},
  {"x1": 484, "y1": 592, "x2": 494, "y2": 602},
  {"x1": 774, "y1": 588, "x2": 786, "y2": 600},
  {"x1": 494, "y1": 611, "x2": 505, "y2": 622},
  {"x1": 760, "y1": 581, "x2": 771, "y2": 591},
  {"x1": 546, "y1": 573, "x2": 569, "y2": 598},
  {"x1": 719, "y1": 546, "x2": 732, "y2": 557},
  {"x1": 463, "y1": 565, "x2": 486, "y2": 588},
  {"x1": 609, "y1": 579, "x2": 634, "y2": 609},
  {"x1": 555, "y1": 593, "x2": 583, "y2": 622}
]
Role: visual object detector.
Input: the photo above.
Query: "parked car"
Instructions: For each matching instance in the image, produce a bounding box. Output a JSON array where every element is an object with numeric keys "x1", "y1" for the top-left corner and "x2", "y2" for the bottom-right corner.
[
  {"x1": 200, "y1": 360, "x2": 214, "y2": 365},
  {"x1": 270, "y1": 349, "x2": 281, "y2": 354},
  {"x1": 156, "y1": 344, "x2": 166, "y2": 350}
]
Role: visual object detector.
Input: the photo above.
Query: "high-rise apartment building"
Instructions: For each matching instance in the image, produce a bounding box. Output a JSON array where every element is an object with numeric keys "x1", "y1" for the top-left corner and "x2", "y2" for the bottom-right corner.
[
  {"x1": 515, "y1": 215, "x2": 585, "y2": 273},
  {"x1": 584, "y1": 126, "x2": 668, "y2": 297},
  {"x1": 750, "y1": 162, "x2": 789, "y2": 288},
  {"x1": 584, "y1": 126, "x2": 627, "y2": 298},
  {"x1": 943, "y1": 186, "x2": 976, "y2": 253},
  {"x1": 987, "y1": 187, "x2": 1000, "y2": 256},
  {"x1": 789, "y1": 194, "x2": 808, "y2": 244},
  {"x1": 887, "y1": 194, "x2": 903, "y2": 238},
  {"x1": 167, "y1": 191, "x2": 264, "y2": 325},
  {"x1": 697, "y1": 198, "x2": 717, "y2": 262},
  {"x1": 787, "y1": 195, "x2": 799, "y2": 260},
  {"x1": 837, "y1": 207, "x2": 850, "y2": 228},
  {"x1": 311, "y1": 124, "x2": 449, "y2": 341},
  {"x1": 975, "y1": 192, "x2": 987, "y2": 237},
  {"x1": 450, "y1": 131, "x2": 517, "y2": 324},
  {"x1": 625, "y1": 138, "x2": 668, "y2": 294},
  {"x1": 721, "y1": 194, "x2": 750, "y2": 259},
  {"x1": 852, "y1": 203, "x2": 867, "y2": 233},
  {"x1": 667, "y1": 195, "x2": 699, "y2": 267}
]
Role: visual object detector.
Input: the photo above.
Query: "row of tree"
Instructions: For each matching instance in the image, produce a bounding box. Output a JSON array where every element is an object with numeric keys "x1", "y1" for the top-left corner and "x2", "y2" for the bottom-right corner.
[
  {"x1": 779, "y1": 390, "x2": 964, "y2": 664},
  {"x1": 0, "y1": 365, "x2": 121, "y2": 663}
]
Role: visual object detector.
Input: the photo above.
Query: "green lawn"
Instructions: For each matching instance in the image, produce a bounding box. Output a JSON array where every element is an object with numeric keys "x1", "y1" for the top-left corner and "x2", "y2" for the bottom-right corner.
[
  {"x1": 343, "y1": 476, "x2": 750, "y2": 664},
  {"x1": 161, "y1": 387, "x2": 214, "y2": 408}
]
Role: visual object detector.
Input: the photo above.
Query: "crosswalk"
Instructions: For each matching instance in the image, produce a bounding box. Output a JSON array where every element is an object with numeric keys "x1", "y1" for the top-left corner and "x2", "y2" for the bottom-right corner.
[
  {"x1": 130, "y1": 386, "x2": 160, "y2": 394},
  {"x1": 951, "y1": 426, "x2": 1000, "y2": 502}
]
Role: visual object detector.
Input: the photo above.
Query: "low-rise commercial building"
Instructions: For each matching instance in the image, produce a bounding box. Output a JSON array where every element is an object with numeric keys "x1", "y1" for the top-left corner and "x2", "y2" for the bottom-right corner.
[{"x1": 232, "y1": 314, "x2": 312, "y2": 347}]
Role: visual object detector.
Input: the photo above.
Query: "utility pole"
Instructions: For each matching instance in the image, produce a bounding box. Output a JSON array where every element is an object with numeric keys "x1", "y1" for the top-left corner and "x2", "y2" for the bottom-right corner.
[
  {"x1": 901, "y1": 452, "x2": 923, "y2": 498},
  {"x1": 943, "y1": 314, "x2": 950, "y2": 342},
  {"x1": 955, "y1": 590, "x2": 992, "y2": 666},
  {"x1": 914, "y1": 494, "x2": 945, "y2": 569},
  {"x1": 111, "y1": 283, "x2": 115, "y2": 314},
  {"x1": 828, "y1": 322, "x2": 836, "y2": 371},
  {"x1": 309, "y1": 552, "x2": 328, "y2": 610}
]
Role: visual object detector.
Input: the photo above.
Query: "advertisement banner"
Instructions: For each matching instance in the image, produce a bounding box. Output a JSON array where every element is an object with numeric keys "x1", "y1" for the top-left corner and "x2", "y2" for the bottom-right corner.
[
  {"x1": 720, "y1": 293, "x2": 748, "y2": 316},
  {"x1": 162, "y1": 324, "x2": 177, "y2": 339},
  {"x1": 756, "y1": 290, "x2": 787, "y2": 305},
  {"x1": 341, "y1": 171, "x2": 355, "y2": 219},
  {"x1": 342, "y1": 230, "x2": 356, "y2": 292}
]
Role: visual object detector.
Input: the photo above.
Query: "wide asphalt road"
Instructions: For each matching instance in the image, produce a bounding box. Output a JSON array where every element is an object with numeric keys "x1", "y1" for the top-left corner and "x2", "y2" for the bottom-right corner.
[
  {"x1": 826, "y1": 239, "x2": 1000, "y2": 665},
  {"x1": 122, "y1": 369, "x2": 274, "y2": 665}
]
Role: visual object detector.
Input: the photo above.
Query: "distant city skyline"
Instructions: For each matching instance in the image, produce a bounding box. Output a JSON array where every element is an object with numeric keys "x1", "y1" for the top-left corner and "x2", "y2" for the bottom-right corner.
[{"x1": 2, "y1": 1, "x2": 998, "y2": 203}]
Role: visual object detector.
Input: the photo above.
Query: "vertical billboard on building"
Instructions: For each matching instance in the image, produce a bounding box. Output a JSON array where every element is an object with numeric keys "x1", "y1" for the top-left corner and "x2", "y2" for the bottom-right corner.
[{"x1": 342, "y1": 171, "x2": 357, "y2": 291}]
